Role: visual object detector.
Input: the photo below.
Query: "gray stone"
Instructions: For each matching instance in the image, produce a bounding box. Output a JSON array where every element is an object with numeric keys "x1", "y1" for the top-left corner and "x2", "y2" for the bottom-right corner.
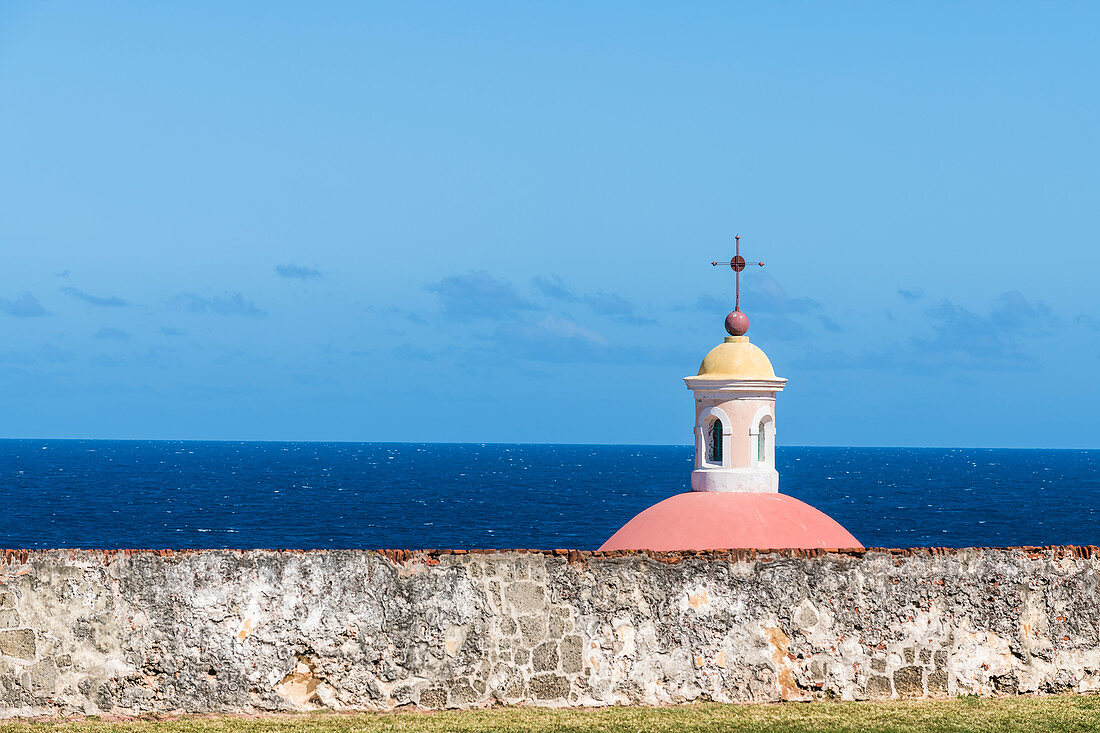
[
  {"x1": 560, "y1": 635, "x2": 583, "y2": 675},
  {"x1": 448, "y1": 680, "x2": 479, "y2": 705},
  {"x1": 0, "y1": 593, "x2": 13, "y2": 610},
  {"x1": 502, "y1": 676, "x2": 525, "y2": 700},
  {"x1": 532, "y1": 642, "x2": 558, "y2": 672},
  {"x1": 502, "y1": 583, "x2": 544, "y2": 615},
  {"x1": 518, "y1": 615, "x2": 545, "y2": 645},
  {"x1": 25, "y1": 661, "x2": 57, "y2": 693},
  {"x1": 530, "y1": 674, "x2": 570, "y2": 700},
  {"x1": 793, "y1": 603, "x2": 819, "y2": 630},
  {"x1": 866, "y1": 675, "x2": 892, "y2": 698},
  {"x1": 927, "y1": 669, "x2": 948, "y2": 695},
  {"x1": 548, "y1": 614, "x2": 565, "y2": 638},
  {"x1": 0, "y1": 611, "x2": 18, "y2": 629},
  {"x1": 0, "y1": 630, "x2": 35, "y2": 661},
  {"x1": 418, "y1": 688, "x2": 446, "y2": 709},
  {"x1": 893, "y1": 666, "x2": 923, "y2": 697}
]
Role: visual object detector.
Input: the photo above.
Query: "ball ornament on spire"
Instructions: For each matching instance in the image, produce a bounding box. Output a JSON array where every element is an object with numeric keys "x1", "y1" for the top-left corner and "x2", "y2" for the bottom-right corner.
[{"x1": 725, "y1": 309, "x2": 749, "y2": 336}]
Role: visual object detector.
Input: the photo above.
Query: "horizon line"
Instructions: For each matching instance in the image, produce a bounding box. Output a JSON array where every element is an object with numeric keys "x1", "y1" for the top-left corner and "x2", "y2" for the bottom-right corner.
[{"x1": 0, "y1": 437, "x2": 1096, "y2": 451}]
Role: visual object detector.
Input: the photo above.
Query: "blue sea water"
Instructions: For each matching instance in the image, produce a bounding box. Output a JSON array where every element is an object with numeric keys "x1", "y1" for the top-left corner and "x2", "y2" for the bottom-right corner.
[{"x1": 1, "y1": 440, "x2": 1098, "y2": 550}]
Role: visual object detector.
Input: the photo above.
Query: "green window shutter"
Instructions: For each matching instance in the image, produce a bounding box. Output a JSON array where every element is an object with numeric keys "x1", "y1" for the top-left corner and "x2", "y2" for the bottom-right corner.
[{"x1": 709, "y1": 419, "x2": 723, "y2": 463}]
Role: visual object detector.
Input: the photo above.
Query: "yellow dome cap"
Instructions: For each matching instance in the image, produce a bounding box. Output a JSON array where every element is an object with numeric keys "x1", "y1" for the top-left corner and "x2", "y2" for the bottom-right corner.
[{"x1": 695, "y1": 336, "x2": 777, "y2": 379}]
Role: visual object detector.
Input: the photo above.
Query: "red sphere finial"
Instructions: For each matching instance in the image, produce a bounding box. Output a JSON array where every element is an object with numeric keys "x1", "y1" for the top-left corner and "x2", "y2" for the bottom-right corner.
[{"x1": 725, "y1": 309, "x2": 749, "y2": 336}]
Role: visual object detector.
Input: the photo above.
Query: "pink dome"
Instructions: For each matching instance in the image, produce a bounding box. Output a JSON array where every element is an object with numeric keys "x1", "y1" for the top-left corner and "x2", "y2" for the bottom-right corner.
[{"x1": 598, "y1": 491, "x2": 862, "y2": 551}]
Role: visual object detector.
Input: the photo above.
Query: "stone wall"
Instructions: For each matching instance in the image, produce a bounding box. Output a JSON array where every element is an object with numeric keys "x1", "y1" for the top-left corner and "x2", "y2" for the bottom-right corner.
[{"x1": 1, "y1": 546, "x2": 1099, "y2": 717}]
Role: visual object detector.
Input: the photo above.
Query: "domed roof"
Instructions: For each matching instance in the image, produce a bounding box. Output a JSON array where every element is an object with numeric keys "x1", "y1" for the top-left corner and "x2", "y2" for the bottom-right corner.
[
  {"x1": 598, "y1": 492, "x2": 862, "y2": 551},
  {"x1": 695, "y1": 336, "x2": 777, "y2": 380}
]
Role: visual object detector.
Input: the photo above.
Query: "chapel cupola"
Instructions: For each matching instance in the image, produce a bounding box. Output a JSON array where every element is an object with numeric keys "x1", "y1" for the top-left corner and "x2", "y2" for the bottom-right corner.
[
  {"x1": 684, "y1": 329, "x2": 786, "y2": 493},
  {"x1": 597, "y1": 234, "x2": 862, "y2": 552}
]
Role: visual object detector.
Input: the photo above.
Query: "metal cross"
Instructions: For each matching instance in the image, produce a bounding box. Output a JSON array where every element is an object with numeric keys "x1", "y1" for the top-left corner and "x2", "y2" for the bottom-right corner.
[{"x1": 711, "y1": 234, "x2": 764, "y2": 311}]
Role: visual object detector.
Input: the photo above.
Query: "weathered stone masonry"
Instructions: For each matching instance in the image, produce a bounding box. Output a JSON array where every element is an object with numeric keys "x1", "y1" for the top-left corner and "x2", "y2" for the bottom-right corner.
[{"x1": 1, "y1": 546, "x2": 1099, "y2": 717}]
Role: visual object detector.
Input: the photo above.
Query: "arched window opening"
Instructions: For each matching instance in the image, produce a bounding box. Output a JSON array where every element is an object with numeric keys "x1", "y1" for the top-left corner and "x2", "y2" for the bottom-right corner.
[
  {"x1": 757, "y1": 420, "x2": 767, "y2": 464},
  {"x1": 708, "y1": 418, "x2": 723, "y2": 464}
]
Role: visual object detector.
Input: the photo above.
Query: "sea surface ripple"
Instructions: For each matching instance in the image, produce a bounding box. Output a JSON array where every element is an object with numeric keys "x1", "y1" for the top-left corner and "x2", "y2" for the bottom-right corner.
[{"x1": 1, "y1": 440, "x2": 1097, "y2": 550}]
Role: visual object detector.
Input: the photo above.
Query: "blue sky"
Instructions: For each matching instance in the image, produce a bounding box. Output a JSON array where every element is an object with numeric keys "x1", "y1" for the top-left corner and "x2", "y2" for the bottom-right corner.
[{"x1": 1, "y1": 2, "x2": 1098, "y2": 447}]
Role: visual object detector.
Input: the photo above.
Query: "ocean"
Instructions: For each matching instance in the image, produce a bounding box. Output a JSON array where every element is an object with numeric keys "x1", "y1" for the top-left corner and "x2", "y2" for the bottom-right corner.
[{"x1": 1, "y1": 440, "x2": 1097, "y2": 550}]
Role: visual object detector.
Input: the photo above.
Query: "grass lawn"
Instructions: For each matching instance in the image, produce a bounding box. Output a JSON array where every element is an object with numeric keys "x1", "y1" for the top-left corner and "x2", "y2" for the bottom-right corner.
[{"x1": 3, "y1": 697, "x2": 1100, "y2": 733}]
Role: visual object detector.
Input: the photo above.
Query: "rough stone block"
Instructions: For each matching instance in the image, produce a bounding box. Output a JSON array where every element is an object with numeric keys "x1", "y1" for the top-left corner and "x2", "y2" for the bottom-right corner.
[
  {"x1": 26, "y1": 660, "x2": 58, "y2": 692},
  {"x1": 470, "y1": 676, "x2": 487, "y2": 695},
  {"x1": 513, "y1": 558, "x2": 533, "y2": 581},
  {"x1": 549, "y1": 614, "x2": 565, "y2": 638},
  {"x1": 792, "y1": 601, "x2": 819, "y2": 630},
  {"x1": 503, "y1": 582, "x2": 544, "y2": 615},
  {"x1": 532, "y1": 642, "x2": 559, "y2": 672},
  {"x1": 893, "y1": 666, "x2": 923, "y2": 697},
  {"x1": 866, "y1": 675, "x2": 892, "y2": 699},
  {"x1": 560, "y1": 635, "x2": 583, "y2": 675},
  {"x1": 418, "y1": 688, "x2": 447, "y2": 709},
  {"x1": 448, "y1": 680, "x2": 479, "y2": 705},
  {"x1": 927, "y1": 669, "x2": 948, "y2": 695},
  {"x1": 0, "y1": 610, "x2": 19, "y2": 629},
  {"x1": 530, "y1": 674, "x2": 570, "y2": 700},
  {"x1": 519, "y1": 615, "x2": 545, "y2": 645},
  {"x1": 502, "y1": 675, "x2": 525, "y2": 700},
  {"x1": 0, "y1": 630, "x2": 35, "y2": 660}
]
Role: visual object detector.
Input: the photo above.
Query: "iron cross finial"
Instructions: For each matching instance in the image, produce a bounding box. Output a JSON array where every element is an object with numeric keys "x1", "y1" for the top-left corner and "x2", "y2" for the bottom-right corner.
[
  {"x1": 711, "y1": 234, "x2": 764, "y2": 311},
  {"x1": 711, "y1": 234, "x2": 764, "y2": 335}
]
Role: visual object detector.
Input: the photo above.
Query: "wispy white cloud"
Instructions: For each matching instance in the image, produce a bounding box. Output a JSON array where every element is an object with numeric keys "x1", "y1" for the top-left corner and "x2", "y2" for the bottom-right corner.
[
  {"x1": 172, "y1": 292, "x2": 267, "y2": 318},
  {"x1": 898, "y1": 288, "x2": 924, "y2": 302},
  {"x1": 426, "y1": 270, "x2": 539, "y2": 321},
  {"x1": 0, "y1": 343, "x2": 72, "y2": 364},
  {"x1": 94, "y1": 327, "x2": 130, "y2": 341},
  {"x1": 797, "y1": 291, "x2": 1056, "y2": 374},
  {"x1": 61, "y1": 286, "x2": 128, "y2": 307},
  {"x1": 532, "y1": 275, "x2": 656, "y2": 325},
  {"x1": 1076, "y1": 314, "x2": 1100, "y2": 332},
  {"x1": 0, "y1": 292, "x2": 49, "y2": 317},
  {"x1": 276, "y1": 264, "x2": 324, "y2": 280},
  {"x1": 476, "y1": 314, "x2": 686, "y2": 365},
  {"x1": 393, "y1": 344, "x2": 436, "y2": 361},
  {"x1": 689, "y1": 274, "x2": 821, "y2": 316}
]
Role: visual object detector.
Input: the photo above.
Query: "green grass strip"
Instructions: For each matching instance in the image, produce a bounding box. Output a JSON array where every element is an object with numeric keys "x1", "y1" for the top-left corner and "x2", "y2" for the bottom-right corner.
[{"x1": 5, "y1": 697, "x2": 1100, "y2": 733}]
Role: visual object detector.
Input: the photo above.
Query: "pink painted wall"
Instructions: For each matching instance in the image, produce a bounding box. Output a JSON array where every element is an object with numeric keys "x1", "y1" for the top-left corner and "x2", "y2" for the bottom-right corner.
[{"x1": 694, "y1": 396, "x2": 774, "y2": 468}]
